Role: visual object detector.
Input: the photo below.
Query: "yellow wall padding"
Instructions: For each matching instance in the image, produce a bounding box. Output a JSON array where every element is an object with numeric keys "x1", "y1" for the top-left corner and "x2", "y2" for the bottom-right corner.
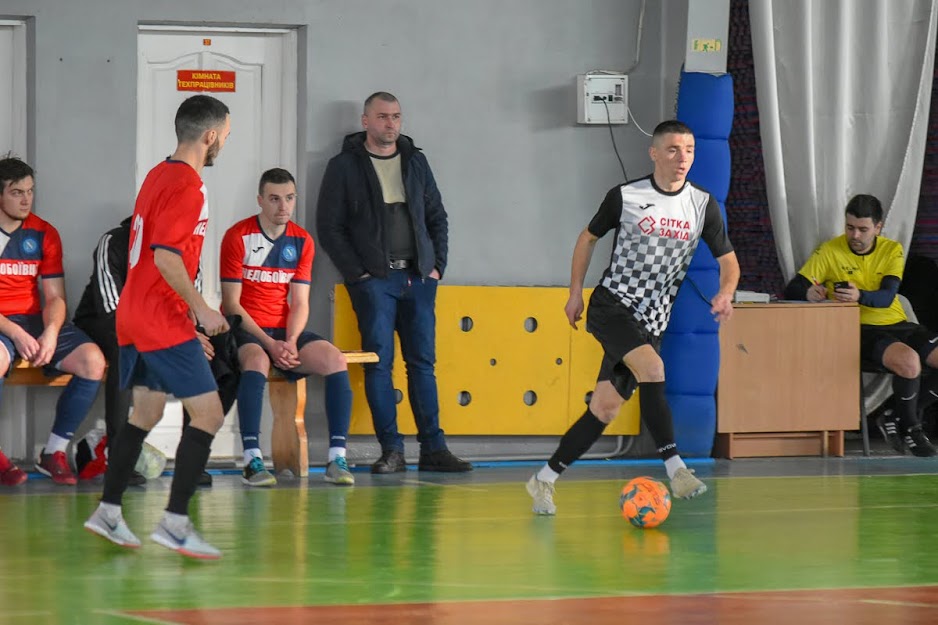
[{"x1": 333, "y1": 285, "x2": 639, "y2": 436}]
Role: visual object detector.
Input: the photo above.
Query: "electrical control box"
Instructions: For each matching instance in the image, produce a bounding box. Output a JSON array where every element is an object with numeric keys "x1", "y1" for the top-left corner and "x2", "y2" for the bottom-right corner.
[{"x1": 576, "y1": 73, "x2": 628, "y2": 124}]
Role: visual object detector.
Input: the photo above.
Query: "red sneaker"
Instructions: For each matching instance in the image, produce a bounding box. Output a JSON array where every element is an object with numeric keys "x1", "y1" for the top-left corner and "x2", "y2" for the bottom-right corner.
[
  {"x1": 36, "y1": 449, "x2": 77, "y2": 485},
  {"x1": 0, "y1": 450, "x2": 27, "y2": 486}
]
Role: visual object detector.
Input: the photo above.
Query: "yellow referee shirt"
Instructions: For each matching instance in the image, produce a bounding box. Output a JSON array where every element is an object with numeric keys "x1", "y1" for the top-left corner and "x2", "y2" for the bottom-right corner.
[{"x1": 797, "y1": 235, "x2": 906, "y2": 326}]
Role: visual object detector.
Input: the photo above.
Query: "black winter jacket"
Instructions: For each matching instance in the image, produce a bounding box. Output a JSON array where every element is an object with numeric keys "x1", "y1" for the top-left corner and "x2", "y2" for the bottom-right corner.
[{"x1": 316, "y1": 132, "x2": 448, "y2": 282}]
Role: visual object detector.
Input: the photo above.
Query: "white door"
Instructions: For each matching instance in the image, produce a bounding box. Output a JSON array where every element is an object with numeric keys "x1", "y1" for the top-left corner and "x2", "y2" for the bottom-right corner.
[
  {"x1": 0, "y1": 20, "x2": 27, "y2": 158},
  {"x1": 0, "y1": 20, "x2": 28, "y2": 459},
  {"x1": 136, "y1": 26, "x2": 298, "y2": 459}
]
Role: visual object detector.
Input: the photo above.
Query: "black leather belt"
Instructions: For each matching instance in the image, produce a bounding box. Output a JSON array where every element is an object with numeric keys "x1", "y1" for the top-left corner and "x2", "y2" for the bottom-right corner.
[{"x1": 389, "y1": 259, "x2": 412, "y2": 269}]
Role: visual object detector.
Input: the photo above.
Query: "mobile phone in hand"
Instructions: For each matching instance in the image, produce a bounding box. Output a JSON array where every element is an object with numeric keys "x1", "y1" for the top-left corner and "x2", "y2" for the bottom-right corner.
[{"x1": 833, "y1": 281, "x2": 849, "y2": 289}]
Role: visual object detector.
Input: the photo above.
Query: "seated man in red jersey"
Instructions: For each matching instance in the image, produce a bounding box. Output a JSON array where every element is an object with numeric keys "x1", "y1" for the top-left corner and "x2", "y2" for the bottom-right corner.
[
  {"x1": 0, "y1": 156, "x2": 106, "y2": 486},
  {"x1": 220, "y1": 168, "x2": 354, "y2": 487}
]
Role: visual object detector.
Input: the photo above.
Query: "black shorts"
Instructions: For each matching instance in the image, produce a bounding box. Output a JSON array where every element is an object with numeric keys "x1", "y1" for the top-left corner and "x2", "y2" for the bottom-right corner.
[
  {"x1": 585, "y1": 287, "x2": 660, "y2": 400},
  {"x1": 860, "y1": 321, "x2": 938, "y2": 369}
]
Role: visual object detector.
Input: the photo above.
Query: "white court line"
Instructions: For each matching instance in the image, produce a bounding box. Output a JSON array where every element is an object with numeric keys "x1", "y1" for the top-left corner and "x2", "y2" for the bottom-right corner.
[
  {"x1": 860, "y1": 599, "x2": 938, "y2": 609},
  {"x1": 93, "y1": 609, "x2": 182, "y2": 625}
]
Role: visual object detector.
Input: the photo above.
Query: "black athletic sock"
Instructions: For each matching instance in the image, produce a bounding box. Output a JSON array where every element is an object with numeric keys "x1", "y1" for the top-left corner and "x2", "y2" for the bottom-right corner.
[
  {"x1": 547, "y1": 409, "x2": 607, "y2": 474},
  {"x1": 893, "y1": 375, "x2": 921, "y2": 431},
  {"x1": 638, "y1": 381, "x2": 678, "y2": 460},
  {"x1": 166, "y1": 426, "x2": 214, "y2": 515},
  {"x1": 101, "y1": 423, "x2": 149, "y2": 505}
]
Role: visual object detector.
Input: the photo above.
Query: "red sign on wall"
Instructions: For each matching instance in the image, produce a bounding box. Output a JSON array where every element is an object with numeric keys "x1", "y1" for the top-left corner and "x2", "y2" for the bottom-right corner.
[{"x1": 176, "y1": 70, "x2": 236, "y2": 93}]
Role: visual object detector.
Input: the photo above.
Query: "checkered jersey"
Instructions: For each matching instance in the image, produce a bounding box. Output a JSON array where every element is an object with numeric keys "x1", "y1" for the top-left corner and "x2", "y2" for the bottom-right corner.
[{"x1": 589, "y1": 176, "x2": 733, "y2": 336}]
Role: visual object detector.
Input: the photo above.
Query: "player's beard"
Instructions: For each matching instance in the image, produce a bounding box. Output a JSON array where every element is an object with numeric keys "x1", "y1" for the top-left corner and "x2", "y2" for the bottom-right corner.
[
  {"x1": 0, "y1": 205, "x2": 27, "y2": 222},
  {"x1": 204, "y1": 137, "x2": 221, "y2": 167}
]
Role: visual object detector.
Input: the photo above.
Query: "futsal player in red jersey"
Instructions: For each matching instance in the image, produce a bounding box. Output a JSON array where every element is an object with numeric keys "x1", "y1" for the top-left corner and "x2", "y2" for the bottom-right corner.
[
  {"x1": 0, "y1": 157, "x2": 106, "y2": 486},
  {"x1": 84, "y1": 95, "x2": 231, "y2": 559}
]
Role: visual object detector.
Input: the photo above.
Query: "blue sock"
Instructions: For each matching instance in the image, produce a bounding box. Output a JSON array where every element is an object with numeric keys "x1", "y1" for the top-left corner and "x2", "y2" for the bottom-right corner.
[
  {"x1": 52, "y1": 376, "x2": 101, "y2": 439},
  {"x1": 237, "y1": 371, "x2": 267, "y2": 453},
  {"x1": 325, "y1": 370, "x2": 352, "y2": 450}
]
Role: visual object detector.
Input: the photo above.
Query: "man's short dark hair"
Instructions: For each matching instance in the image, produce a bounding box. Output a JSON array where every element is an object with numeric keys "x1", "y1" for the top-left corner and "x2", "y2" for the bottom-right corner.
[
  {"x1": 174, "y1": 95, "x2": 230, "y2": 143},
  {"x1": 363, "y1": 91, "x2": 399, "y2": 114},
  {"x1": 0, "y1": 156, "x2": 34, "y2": 194},
  {"x1": 258, "y1": 168, "x2": 296, "y2": 196},
  {"x1": 652, "y1": 120, "x2": 694, "y2": 141},
  {"x1": 845, "y1": 194, "x2": 884, "y2": 224}
]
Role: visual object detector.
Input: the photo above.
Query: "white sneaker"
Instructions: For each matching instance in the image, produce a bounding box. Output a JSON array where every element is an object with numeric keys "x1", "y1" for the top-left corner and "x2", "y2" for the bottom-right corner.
[
  {"x1": 324, "y1": 457, "x2": 355, "y2": 486},
  {"x1": 150, "y1": 516, "x2": 221, "y2": 560},
  {"x1": 670, "y1": 467, "x2": 707, "y2": 499},
  {"x1": 84, "y1": 505, "x2": 141, "y2": 548},
  {"x1": 526, "y1": 474, "x2": 557, "y2": 515}
]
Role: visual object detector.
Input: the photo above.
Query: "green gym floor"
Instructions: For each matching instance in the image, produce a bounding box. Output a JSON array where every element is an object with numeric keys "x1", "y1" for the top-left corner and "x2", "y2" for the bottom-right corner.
[{"x1": 2, "y1": 452, "x2": 938, "y2": 625}]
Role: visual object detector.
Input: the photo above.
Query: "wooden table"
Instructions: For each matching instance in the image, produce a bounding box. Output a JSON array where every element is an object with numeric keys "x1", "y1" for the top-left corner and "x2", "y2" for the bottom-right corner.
[{"x1": 714, "y1": 302, "x2": 860, "y2": 458}]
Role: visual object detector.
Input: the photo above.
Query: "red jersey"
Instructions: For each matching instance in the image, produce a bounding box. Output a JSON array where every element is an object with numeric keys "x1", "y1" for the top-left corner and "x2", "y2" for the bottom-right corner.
[
  {"x1": 116, "y1": 160, "x2": 208, "y2": 351},
  {"x1": 0, "y1": 213, "x2": 63, "y2": 316},
  {"x1": 220, "y1": 216, "x2": 313, "y2": 329}
]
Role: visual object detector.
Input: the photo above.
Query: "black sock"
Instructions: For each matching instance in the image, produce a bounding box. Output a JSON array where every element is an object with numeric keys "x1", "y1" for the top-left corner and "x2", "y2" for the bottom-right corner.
[
  {"x1": 893, "y1": 375, "x2": 921, "y2": 431},
  {"x1": 638, "y1": 381, "x2": 678, "y2": 460},
  {"x1": 102, "y1": 423, "x2": 149, "y2": 505},
  {"x1": 547, "y1": 409, "x2": 607, "y2": 473},
  {"x1": 166, "y1": 426, "x2": 214, "y2": 515}
]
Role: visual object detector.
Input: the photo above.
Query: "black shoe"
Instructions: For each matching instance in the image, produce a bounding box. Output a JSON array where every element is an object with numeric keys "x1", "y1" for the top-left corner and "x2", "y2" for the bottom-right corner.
[
  {"x1": 371, "y1": 450, "x2": 407, "y2": 474},
  {"x1": 905, "y1": 426, "x2": 938, "y2": 457},
  {"x1": 418, "y1": 449, "x2": 473, "y2": 472},
  {"x1": 198, "y1": 470, "x2": 213, "y2": 487},
  {"x1": 128, "y1": 470, "x2": 147, "y2": 487},
  {"x1": 876, "y1": 412, "x2": 905, "y2": 455}
]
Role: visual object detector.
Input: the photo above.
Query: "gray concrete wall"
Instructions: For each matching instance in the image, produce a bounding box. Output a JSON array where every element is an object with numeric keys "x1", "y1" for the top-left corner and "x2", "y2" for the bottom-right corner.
[{"x1": 0, "y1": 0, "x2": 690, "y2": 463}]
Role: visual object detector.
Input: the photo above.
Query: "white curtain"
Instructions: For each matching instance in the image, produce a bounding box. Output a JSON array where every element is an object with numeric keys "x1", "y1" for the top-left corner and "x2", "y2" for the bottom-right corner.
[{"x1": 750, "y1": 0, "x2": 938, "y2": 279}]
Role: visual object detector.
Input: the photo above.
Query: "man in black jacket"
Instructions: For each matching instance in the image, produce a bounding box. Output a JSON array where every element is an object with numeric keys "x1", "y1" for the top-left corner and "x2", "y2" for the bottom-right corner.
[
  {"x1": 74, "y1": 218, "x2": 239, "y2": 484},
  {"x1": 317, "y1": 91, "x2": 471, "y2": 474}
]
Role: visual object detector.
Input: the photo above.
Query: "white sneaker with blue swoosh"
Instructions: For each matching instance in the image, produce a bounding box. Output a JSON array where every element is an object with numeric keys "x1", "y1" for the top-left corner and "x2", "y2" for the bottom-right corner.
[
  {"x1": 150, "y1": 515, "x2": 221, "y2": 560},
  {"x1": 84, "y1": 504, "x2": 141, "y2": 548}
]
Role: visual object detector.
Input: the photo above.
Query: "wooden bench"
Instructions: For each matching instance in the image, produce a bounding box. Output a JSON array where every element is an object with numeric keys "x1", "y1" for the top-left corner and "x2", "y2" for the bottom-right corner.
[
  {"x1": 9, "y1": 350, "x2": 379, "y2": 477},
  {"x1": 269, "y1": 350, "x2": 378, "y2": 477}
]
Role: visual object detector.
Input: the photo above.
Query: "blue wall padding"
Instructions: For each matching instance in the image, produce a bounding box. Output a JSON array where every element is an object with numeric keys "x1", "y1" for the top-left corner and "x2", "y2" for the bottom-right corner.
[
  {"x1": 661, "y1": 334, "x2": 722, "y2": 395},
  {"x1": 676, "y1": 72, "x2": 735, "y2": 138},
  {"x1": 665, "y1": 393, "x2": 718, "y2": 456},
  {"x1": 687, "y1": 140, "x2": 731, "y2": 201},
  {"x1": 665, "y1": 70, "x2": 734, "y2": 457}
]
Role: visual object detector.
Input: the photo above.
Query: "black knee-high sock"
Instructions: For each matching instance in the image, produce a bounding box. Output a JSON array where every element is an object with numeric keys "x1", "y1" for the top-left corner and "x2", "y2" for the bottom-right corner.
[
  {"x1": 166, "y1": 426, "x2": 214, "y2": 515},
  {"x1": 639, "y1": 381, "x2": 678, "y2": 460},
  {"x1": 102, "y1": 423, "x2": 149, "y2": 505},
  {"x1": 547, "y1": 409, "x2": 607, "y2": 473},
  {"x1": 893, "y1": 375, "x2": 921, "y2": 430}
]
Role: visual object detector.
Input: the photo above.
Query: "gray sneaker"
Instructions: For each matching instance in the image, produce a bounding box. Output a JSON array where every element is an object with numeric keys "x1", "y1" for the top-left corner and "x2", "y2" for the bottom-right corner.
[
  {"x1": 242, "y1": 457, "x2": 277, "y2": 487},
  {"x1": 83, "y1": 505, "x2": 141, "y2": 548},
  {"x1": 324, "y1": 457, "x2": 355, "y2": 486},
  {"x1": 670, "y1": 467, "x2": 707, "y2": 499},
  {"x1": 150, "y1": 517, "x2": 221, "y2": 560},
  {"x1": 526, "y1": 474, "x2": 557, "y2": 515}
]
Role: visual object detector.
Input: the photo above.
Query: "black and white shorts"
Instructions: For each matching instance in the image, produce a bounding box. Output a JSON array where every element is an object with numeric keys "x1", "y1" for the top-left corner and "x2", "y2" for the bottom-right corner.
[{"x1": 585, "y1": 286, "x2": 660, "y2": 401}]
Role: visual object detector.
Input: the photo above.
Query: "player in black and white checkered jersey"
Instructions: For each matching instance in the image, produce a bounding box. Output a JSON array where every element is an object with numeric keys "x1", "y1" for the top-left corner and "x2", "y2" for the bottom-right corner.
[{"x1": 526, "y1": 120, "x2": 740, "y2": 515}]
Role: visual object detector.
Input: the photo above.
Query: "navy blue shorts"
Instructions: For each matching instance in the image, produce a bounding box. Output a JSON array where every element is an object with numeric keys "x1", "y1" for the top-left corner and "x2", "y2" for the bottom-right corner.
[
  {"x1": 0, "y1": 314, "x2": 95, "y2": 376},
  {"x1": 233, "y1": 326, "x2": 325, "y2": 381},
  {"x1": 119, "y1": 337, "x2": 218, "y2": 398}
]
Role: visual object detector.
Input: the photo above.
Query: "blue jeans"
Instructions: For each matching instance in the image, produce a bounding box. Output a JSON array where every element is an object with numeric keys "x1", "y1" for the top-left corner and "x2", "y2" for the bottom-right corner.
[{"x1": 346, "y1": 270, "x2": 446, "y2": 454}]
